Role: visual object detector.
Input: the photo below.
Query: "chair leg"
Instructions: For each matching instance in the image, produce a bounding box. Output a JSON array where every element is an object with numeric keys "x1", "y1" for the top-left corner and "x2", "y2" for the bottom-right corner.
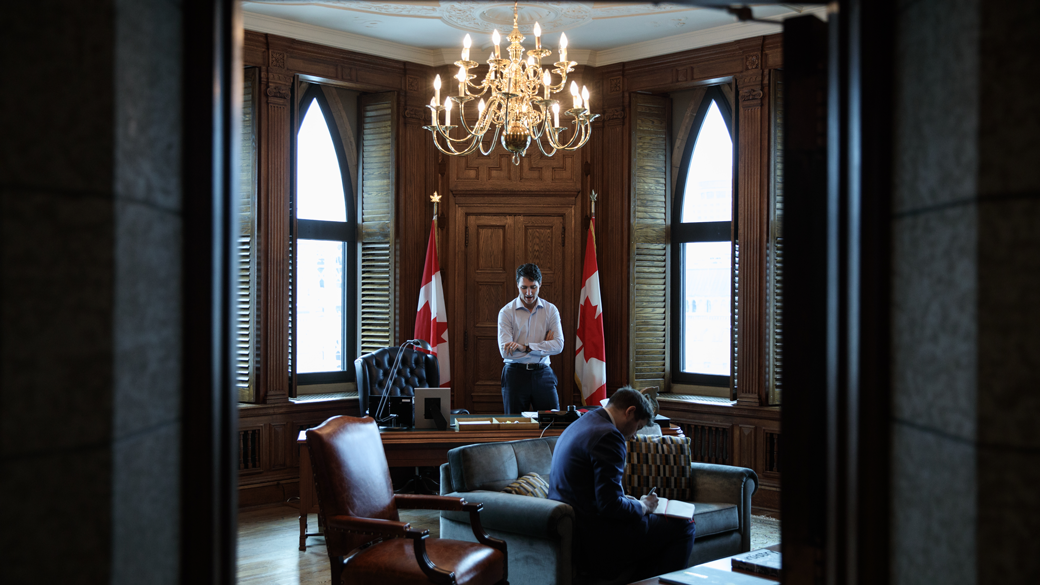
[
  {"x1": 330, "y1": 555, "x2": 344, "y2": 584},
  {"x1": 395, "y1": 466, "x2": 440, "y2": 494}
]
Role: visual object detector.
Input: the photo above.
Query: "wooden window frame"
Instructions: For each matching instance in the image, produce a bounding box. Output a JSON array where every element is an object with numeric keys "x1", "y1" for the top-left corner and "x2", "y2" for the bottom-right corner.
[
  {"x1": 292, "y1": 84, "x2": 358, "y2": 389},
  {"x1": 669, "y1": 86, "x2": 736, "y2": 390}
]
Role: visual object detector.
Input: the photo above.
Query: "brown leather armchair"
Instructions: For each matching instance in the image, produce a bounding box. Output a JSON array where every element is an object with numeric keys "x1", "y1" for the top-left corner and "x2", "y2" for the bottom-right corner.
[{"x1": 306, "y1": 415, "x2": 508, "y2": 585}]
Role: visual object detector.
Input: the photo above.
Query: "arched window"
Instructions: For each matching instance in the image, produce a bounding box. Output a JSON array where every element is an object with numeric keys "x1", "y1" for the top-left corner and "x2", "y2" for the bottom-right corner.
[
  {"x1": 671, "y1": 86, "x2": 734, "y2": 388},
  {"x1": 295, "y1": 86, "x2": 356, "y2": 383}
]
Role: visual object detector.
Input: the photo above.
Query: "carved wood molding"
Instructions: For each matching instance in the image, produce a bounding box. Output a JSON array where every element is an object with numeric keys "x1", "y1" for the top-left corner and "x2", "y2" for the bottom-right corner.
[
  {"x1": 270, "y1": 51, "x2": 286, "y2": 70},
  {"x1": 403, "y1": 107, "x2": 426, "y2": 121},
  {"x1": 267, "y1": 85, "x2": 291, "y2": 100},
  {"x1": 739, "y1": 88, "x2": 764, "y2": 108}
]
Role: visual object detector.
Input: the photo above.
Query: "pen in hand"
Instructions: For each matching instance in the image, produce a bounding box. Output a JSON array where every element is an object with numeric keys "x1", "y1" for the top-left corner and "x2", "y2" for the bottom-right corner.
[{"x1": 648, "y1": 487, "x2": 657, "y2": 496}]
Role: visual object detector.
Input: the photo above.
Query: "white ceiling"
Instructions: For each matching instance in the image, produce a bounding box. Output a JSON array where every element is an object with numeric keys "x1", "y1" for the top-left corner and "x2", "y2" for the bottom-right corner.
[{"x1": 242, "y1": 1, "x2": 828, "y2": 67}]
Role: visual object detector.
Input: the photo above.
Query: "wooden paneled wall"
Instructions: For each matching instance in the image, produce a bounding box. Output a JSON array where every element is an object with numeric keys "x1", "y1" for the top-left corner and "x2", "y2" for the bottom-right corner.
[{"x1": 238, "y1": 30, "x2": 783, "y2": 512}]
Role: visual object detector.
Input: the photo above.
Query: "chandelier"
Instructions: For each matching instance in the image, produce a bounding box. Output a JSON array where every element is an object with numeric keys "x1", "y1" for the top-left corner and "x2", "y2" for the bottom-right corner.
[{"x1": 423, "y1": 1, "x2": 598, "y2": 166}]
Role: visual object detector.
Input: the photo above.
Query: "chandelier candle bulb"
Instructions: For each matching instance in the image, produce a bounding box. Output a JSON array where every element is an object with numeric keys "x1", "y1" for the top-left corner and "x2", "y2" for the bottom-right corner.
[
  {"x1": 493, "y1": 29, "x2": 501, "y2": 58},
  {"x1": 462, "y1": 33, "x2": 471, "y2": 62},
  {"x1": 433, "y1": 74, "x2": 441, "y2": 105},
  {"x1": 534, "y1": 22, "x2": 542, "y2": 51},
  {"x1": 571, "y1": 81, "x2": 580, "y2": 109},
  {"x1": 543, "y1": 70, "x2": 551, "y2": 99},
  {"x1": 581, "y1": 85, "x2": 590, "y2": 112},
  {"x1": 560, "y1": 32, "x2": 568, "y2": 63}
]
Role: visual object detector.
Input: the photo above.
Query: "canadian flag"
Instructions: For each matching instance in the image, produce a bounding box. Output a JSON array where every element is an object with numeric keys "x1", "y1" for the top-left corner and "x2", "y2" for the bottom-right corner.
[
  {"x1": 414, "y1": 220, "x2": 451, "y2": 387},
  {"x1": 575, "y1": 219, "x2": 606, "y2": 405}
]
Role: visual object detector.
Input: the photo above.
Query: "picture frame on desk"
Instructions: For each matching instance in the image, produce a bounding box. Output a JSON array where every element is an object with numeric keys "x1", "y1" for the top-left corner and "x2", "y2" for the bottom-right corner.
[{"x1": 415, "y1": 387, "x2": 451, "y2": 430}]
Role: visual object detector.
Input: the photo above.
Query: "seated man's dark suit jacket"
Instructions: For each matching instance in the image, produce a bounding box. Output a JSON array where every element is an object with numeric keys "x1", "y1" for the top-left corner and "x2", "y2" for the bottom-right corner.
[{"x1": 548, "y1": 408, "x2": 644, "y2": 572}]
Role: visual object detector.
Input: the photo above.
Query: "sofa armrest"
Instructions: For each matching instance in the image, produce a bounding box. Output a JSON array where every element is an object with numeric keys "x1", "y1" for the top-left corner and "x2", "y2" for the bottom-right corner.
[
  {"x1": 441, "y1": 491, "x2": 574, "y2": 541},
  {"x1": 689, "y1": 463, "x2": 758, "y2": 551},
  {"x1": 439, "y1": 462, "x2": 454, "y2": 495}
]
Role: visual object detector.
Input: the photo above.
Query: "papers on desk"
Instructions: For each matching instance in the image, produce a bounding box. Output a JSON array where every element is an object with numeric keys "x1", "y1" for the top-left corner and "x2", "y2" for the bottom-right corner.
[
  {"x1": 521, "y1": 411, "x2": 538, "y2": 418},
  {"x1": 658, "y1": 565, "x2": 779, "y2": 585}
]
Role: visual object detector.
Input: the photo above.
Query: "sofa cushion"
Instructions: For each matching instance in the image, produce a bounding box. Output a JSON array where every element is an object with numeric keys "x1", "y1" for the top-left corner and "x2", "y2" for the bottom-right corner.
[
  {"x1": 690, "y1": 502, "x2": 740, "y2": 538},
  {"x1": 623, "y1": 435, "x2": 692, "y2": 500},
  {"x1": 448, "y1": 438, "x2": 555, "y2": 492},
  {"x1": 501, "y1": 472, "x2": 549, "y2": 498}
]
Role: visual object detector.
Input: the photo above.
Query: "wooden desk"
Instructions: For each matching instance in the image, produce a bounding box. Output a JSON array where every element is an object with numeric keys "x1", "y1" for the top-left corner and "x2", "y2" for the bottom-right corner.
[
  {"x1": 630, "y1": 544, "x2": 782, "y2": 585},
  {"x1": 296, "y1": 424, "x2": 683, "y2": 550}
]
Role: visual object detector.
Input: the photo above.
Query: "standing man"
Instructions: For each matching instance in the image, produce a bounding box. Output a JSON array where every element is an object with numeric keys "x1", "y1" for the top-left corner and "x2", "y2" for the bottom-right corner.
[
  {"x1": 548, "y1": 387, "x2": 696, "y2": 581},
  {"x1": 498, "y1": 263, "x2": 565, "y2": 414}
]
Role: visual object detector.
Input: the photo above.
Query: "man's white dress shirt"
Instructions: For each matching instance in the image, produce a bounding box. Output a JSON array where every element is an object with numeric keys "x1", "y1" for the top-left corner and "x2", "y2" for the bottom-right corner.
[{"x1": 497, "y1": 297, "x2": 564, "y2": 365}]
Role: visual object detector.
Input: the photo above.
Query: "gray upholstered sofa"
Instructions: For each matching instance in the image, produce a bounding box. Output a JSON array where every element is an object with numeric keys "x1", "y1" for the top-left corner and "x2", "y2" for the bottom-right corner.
[{"x1": 439, "y1": 436, "x2": 758, "y2": 585}]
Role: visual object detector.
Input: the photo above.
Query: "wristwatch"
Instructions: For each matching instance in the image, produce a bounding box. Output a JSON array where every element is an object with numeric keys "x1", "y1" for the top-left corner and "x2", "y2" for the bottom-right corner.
[{"x1": 524, "y1": 344, "x2": 530, "y2": 353}]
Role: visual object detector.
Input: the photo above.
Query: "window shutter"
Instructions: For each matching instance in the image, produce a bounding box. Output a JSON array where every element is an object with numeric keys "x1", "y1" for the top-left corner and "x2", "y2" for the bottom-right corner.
[
  {"x1": 767, "y1": 71, "x2": 784, "y2": 405},
  {"x1": 731, "y1": 241, "x2": 740, "y2": 396},
  {"x1": 358, "y1": 93, "x2": 396, "y2": 354},
  {"x1": 630, "y1": 94, "x2": 671, "y2": 389},
  {"x1": 236, "y1": 68, "x2": 259, "y2": 403}
]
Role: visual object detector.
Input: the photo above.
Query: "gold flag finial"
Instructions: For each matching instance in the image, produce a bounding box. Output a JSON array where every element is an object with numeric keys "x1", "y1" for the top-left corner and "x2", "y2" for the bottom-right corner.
[
  {"x1": 590, "y1": 190, "x2": 598, "y2": 219},
  {"x1": 431, "y1": 191, "x2": 442, "y2": 219}
]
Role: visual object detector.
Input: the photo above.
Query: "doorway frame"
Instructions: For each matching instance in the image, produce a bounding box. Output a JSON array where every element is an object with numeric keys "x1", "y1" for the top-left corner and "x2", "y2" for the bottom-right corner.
[{"x1": 449, "y1": 193, "x2": 582, "y2": 412}]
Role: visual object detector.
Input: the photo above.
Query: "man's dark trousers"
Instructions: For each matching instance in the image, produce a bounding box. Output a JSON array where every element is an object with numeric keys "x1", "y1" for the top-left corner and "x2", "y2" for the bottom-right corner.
[
  {"x1": 501, "y1": 363, "x2": 559, "y2": 414},
  {"x1": 576, "y1": 512, "x2": 696, "y2": 581}
]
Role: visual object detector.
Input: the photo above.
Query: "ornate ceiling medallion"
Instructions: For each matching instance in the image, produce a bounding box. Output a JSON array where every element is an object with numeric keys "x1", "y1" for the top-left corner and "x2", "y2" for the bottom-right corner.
[{"x1": 440, "y1": 1, "x2": 590, "y2": 35}]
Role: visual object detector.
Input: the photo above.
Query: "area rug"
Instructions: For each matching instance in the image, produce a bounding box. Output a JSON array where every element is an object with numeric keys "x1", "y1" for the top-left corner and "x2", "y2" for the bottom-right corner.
[{"x1": 750, "y1": 514, "x2": 781, "y2": 549}]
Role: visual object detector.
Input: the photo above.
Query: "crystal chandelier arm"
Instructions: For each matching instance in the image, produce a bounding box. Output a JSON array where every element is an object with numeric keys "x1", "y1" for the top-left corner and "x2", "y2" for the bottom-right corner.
[
  {"x1": 545, "y1": 112, "x2": 594, "y2": 151},
  {"x1": 477, "y1": 125, "x2": 503, "y2": 156},
  {"x1": 531, "y1": 132, "x2": 559, "y2": 158},
  {"x1": 426, "y1": 126, "x2": 484, "y2": 157}
]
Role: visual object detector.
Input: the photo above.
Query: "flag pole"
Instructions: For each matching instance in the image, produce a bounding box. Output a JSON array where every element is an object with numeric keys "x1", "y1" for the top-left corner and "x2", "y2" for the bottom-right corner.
[
  {"x1": 430, "y1": 191, "x2": 442, "y2": 256},
  {"x1": 590, "y1": 189, "x2": 597, "y2": 221}
]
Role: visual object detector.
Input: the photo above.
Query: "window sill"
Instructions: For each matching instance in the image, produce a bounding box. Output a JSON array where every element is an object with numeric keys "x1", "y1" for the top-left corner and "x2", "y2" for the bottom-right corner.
[
  {"x1": 659, "y1": 394, "x2": 737, "y2": 407},
  {"x1": 289, "y1": 391, "x2": 358, "y2": 404}
]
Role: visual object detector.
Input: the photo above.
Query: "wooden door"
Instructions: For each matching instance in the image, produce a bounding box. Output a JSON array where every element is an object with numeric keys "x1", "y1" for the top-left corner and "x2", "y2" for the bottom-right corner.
[{"x1": 454, "y1": 205, "x2": 575, "y2": 413}]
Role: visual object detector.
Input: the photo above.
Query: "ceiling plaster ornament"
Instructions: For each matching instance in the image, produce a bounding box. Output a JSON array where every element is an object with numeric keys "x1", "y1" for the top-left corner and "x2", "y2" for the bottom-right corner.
[
  {"x1": 440, "y1": 2, "x2": 590, "y2": 35},
  {"x1": 249, "y1": 2, "x2": 703, "y2": 34}
]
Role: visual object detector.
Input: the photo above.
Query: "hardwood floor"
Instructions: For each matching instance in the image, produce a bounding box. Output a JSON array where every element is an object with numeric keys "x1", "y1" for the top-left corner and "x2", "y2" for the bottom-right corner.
[
  {"x1": 236, "y1": 505, "x2": 440, "y2": 584},
  {"x1": 237, "y1": 505, "x2": 780, "y2": 584}
]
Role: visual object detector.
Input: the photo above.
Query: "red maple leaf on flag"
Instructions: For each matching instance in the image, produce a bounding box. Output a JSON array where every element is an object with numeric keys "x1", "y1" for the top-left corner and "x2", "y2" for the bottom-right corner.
[{"x1": 578, "y1": 295, "x2": 605, "y2": 364}]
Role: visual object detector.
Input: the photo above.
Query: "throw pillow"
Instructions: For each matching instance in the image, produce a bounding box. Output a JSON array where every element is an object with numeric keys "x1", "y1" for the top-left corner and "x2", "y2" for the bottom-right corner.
[
  {"x1": 623, "y1": 434, "x2": 691, "y2": 501},
  {"x1": 500, "y1": 472, "x2": 549, "y2": 498}
]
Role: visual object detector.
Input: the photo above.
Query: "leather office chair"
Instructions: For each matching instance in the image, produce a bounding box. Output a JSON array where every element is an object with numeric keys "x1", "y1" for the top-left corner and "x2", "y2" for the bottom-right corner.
[
  {"x1": 356, "y1": 346, "x2": 468, "y2": 492},
  {"x1": 307, "y1": 415, "x2": 508, "y2": 585},
  {"x1": 355, "y1": 346, "x2": 439, "y2": 421}
]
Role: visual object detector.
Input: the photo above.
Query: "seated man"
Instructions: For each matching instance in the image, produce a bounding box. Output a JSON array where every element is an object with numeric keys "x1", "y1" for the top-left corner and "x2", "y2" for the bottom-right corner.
[{"x1": 548, "y1": 387, "x2": 696, "y2": 582}]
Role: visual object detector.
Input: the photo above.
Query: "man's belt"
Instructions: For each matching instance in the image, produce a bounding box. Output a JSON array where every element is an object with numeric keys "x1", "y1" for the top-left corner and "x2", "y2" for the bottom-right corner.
[{"x1": 508, "y1": 362, "x2": 548, "y2": 370}]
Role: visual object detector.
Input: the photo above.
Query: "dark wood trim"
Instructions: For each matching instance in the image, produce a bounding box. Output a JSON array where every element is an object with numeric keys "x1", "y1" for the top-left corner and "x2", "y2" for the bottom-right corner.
[
  {"x1": 181, "y1": 1, "x2": 239, "y2": 583},
  {"x1": 826, "y1": 2, "x2": 893, "y2": 583},
  {"x1": 852, "y1": 0, "x2": 893, "y2": 582},
  {"x1": 779, "y1": 12, "x2": 829, "y2": 585},
  {"x1": 734, "y1": 37, "x2": 768, "y2": 407}
]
